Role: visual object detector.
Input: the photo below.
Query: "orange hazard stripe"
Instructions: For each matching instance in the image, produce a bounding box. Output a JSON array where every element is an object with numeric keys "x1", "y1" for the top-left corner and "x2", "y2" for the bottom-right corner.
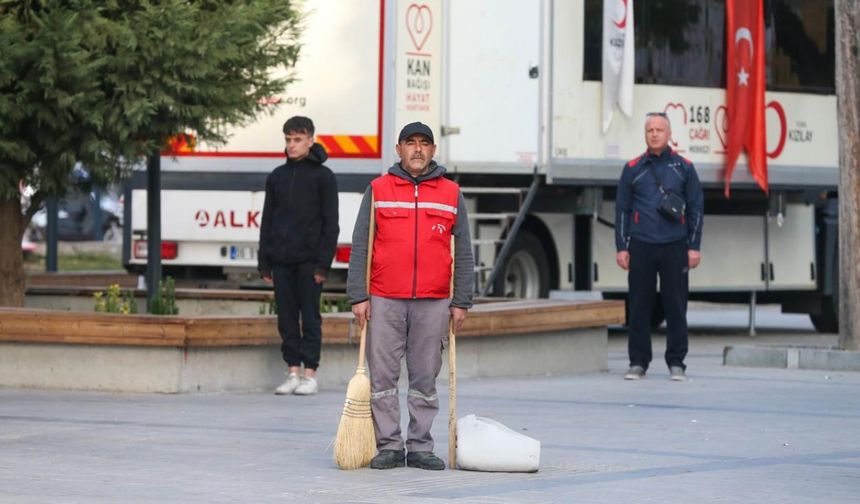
[{"x1": 317, "y1": 135, "x2": 379, "y2": 158}]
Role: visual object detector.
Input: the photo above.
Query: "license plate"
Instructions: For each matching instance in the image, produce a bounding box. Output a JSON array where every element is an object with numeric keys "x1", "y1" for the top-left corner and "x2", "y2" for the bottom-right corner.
[{"x1": 227, "y1": 245, "x2": 258, "y2": 261}]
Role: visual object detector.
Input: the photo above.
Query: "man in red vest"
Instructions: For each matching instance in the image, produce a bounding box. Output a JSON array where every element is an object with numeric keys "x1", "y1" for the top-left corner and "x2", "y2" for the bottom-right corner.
[{"x1": 347, "y1": 122, "x2": 474, "y2": 470}]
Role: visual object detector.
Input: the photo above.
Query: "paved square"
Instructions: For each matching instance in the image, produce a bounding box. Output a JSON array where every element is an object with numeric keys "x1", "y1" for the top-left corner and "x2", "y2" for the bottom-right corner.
[{"x1": 2, "y1": 316, "x2": 858, "y2": 503}]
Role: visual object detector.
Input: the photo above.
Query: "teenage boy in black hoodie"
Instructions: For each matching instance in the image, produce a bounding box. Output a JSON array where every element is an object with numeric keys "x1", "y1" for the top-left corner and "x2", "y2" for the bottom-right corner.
[{"x1": 258, "y1": 116, "x2": 339, "y2": 395}]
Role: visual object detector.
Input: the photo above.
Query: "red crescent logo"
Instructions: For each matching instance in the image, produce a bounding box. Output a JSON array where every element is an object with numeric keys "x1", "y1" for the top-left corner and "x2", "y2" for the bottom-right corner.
[
  {"x1": 714, "y1": 105, "x2": 728, "y2": 150},
  {"x1": 662, "y1": 102, "x2": 687, "y2": 149},
  {"x1": 406, "y1": 4, "x2": 433, "y2": 52},
  {"x1": 613, "y1": 0, "x2": 628, "y2": 29},
  {"x1": 766, "y1": 100, "x2": 787, "y2": 159}
]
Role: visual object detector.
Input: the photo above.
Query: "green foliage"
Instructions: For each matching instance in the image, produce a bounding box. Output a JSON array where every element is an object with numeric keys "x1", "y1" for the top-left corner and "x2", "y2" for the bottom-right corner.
[
  {"x1": 259, "y1": 297, "x2": 277, "y2": 315},
  {"x1": 148, "y1": 276, "x2": 179, "y2": 315},
  {"x1": 1, "y1": 0, "x2": 302, "y2": 203},
  {"x1": 258, "y1": 295, "x2": 350, "y2": 315},
  {"x1": 321, "y1": 295, "x2": 350, "y2": 314},
  {"x1": 24, "y1": 251, "x2": 122, "y2": 272},
  {"x1": 1, "y1": 0, "x2": 302, "y2": 306},
  {"x1": 94, "y1": 283, "x2": 138, "y2": 314},
  {"x1": 1, "y1": 1, "x2": 110, "y2": 201},
  {"x1": 92, "y1": 277, "x2": 178, "y2": 315}
]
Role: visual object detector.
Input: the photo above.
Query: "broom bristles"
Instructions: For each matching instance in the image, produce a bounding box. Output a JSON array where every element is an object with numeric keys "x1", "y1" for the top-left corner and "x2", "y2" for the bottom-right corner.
[{"x1": 334, "y1": 367, "x2": 376, "y2": 469}]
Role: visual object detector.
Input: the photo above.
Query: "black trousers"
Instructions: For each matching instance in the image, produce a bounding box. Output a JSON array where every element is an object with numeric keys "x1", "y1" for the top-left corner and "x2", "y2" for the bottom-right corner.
[
  {"x1": 272, "y1": 263, "x2": 322, "y2": 370},
  {"x1": 627, "y1": 239, "x2": 689, "y2": 371}
]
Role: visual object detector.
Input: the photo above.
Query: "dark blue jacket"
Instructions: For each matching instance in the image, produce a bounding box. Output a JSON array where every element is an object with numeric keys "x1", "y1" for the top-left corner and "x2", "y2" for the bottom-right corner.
[{"x1": 615, "y1": 148, "x2": 704, "y2": 251}]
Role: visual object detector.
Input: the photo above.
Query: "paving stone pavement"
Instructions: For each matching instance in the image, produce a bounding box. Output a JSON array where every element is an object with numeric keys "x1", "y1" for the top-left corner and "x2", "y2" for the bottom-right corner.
[{"x1": 1, "y1": 307, "x2": 858, "y2": 503}]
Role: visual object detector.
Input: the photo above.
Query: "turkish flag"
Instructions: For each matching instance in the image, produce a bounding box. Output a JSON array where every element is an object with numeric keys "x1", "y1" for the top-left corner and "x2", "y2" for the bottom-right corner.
[{"x1": 724, "y1": 0, "x2": 767, "y2": 197}]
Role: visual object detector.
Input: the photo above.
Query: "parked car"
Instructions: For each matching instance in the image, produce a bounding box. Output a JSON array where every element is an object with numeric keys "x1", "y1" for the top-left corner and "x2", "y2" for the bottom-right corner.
[
  {"x1": 21, "y1": 237, "x2": 37, "y2": 258},
  {"x1": 27, "y1": 190, "x2": 123, "y2": 242}
]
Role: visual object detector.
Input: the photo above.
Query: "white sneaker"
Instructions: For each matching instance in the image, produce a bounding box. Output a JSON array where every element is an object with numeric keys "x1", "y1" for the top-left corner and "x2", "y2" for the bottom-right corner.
[
  {"x1": 275, "y1": 373, "x2": 301, "y2": 395},
  {"x1": 669, "y1": 366, "x2": 687, "y2": 381},
  {"x1": 624, "y1": 365, "x2": 646, "y2": 380},
  {"x1": 293, "y1": 377, "x2": 319, "y2": 396}
]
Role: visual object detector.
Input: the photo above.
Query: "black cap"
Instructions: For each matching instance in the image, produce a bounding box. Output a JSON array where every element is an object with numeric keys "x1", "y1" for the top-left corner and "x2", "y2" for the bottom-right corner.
[{"x1": 398, "y1": 122, "x2": 434, "y2": 144}]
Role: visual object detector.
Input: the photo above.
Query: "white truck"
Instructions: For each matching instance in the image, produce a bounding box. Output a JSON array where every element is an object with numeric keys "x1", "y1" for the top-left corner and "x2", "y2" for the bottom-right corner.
[{"x1": 124, "y1": 0, "x2": 841, "y2": 331}]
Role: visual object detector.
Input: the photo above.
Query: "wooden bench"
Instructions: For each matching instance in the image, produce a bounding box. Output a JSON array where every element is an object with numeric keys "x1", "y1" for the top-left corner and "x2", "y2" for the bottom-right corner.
[
  {"x1": 5, "y1": 299, "x2": 623, "y2": 346},
  {"x1": 0, "y1": 299, "x2": 624, "y2": 393}
]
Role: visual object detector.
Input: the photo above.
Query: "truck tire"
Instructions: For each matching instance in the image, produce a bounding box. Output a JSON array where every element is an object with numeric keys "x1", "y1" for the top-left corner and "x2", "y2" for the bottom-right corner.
[
  {"x1": 492, "y1": 230, "x2": 550, "y2": 298},
  {"x1": 622, "y1": 296, "x2": 666, "y2": 329},
  {"x1": 810, "y1": 254, "x2": 839, "y2": 333},
  {"x1": 810, "y1": 296, "x2": 838, "y2": 333}
]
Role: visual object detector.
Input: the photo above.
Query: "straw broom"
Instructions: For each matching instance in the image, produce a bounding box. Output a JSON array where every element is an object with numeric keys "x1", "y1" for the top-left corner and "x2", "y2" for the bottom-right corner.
[
  {"x1": 334, "y1": 195, "x2": 376, "y2": 470},
  {"x1": 333, "y1": 325, "x2": 374, "y2": 469}
]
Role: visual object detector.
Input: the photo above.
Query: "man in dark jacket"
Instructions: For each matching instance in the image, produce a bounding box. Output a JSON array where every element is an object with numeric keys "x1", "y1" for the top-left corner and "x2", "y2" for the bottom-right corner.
[
  {"x1": 615, "y1": 112, "x2": 704, "y2": 382},
  {"x1": 258, "y1": 116, "x2": 339, "y2": 395}
]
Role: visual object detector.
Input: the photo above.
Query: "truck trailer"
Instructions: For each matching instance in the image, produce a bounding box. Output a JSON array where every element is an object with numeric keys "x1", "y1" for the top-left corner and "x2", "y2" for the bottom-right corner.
[{"x1": 124, "y1": 0, "x2": 840, "y2": 332}]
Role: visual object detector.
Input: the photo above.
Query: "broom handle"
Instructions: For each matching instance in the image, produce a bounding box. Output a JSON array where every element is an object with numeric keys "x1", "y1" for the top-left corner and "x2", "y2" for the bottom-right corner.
[
  {"x1": 357, "y1": 324, "x2": 368, "y2": 369},
  {"x1": 448, "y1": 319, "x2": 456, "y2": 469},
  {"x1": 358, "y1": 194, "x2": 376, "y2": 369},
  {"x1": 448, "y1": 238, "x2": 457, "y2": 469}
]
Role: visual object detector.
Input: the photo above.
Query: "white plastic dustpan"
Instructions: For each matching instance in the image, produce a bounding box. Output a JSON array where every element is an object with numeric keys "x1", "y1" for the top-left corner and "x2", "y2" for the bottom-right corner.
[{"x1": 456, "y1": 414, "x2": 540, "y2": 472}]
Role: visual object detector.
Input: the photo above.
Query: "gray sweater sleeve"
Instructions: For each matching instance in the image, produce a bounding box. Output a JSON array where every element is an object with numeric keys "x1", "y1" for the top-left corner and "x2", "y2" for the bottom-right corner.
[
  {"x1": 451, "y1": 192, "x2": 475, "y2": 309},
  {"x1": 346, "y1": 186, "x2": 373, "y2": 305}
]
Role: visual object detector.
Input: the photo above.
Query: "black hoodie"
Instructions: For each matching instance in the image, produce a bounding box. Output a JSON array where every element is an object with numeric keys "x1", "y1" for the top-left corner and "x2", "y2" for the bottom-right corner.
[{"x1": 258, "y1": 143, "x2": 339, "y2": 276}]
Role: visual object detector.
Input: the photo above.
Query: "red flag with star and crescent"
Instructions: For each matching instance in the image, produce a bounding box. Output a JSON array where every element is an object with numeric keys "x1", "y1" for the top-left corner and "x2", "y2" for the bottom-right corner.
[{"x1": 724, "y1": 0, "x2": 767, "y2": 197}]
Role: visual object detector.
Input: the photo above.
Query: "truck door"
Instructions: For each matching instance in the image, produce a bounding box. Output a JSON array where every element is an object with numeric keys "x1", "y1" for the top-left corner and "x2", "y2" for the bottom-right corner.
[{"x1": 442, "y1": 0, "x2": 542, "y2": 170}]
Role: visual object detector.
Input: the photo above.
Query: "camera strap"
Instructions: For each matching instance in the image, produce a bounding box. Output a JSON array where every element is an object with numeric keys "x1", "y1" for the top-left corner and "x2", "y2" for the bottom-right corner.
[{"x1": 647, "y1": 164, "x2": 668, "y2": 195}]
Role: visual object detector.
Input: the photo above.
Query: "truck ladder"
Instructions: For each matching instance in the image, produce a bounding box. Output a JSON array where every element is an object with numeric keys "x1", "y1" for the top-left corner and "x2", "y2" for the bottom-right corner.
[{"x1": 462, "y1": 170, "x2": 540, "y2": 298}]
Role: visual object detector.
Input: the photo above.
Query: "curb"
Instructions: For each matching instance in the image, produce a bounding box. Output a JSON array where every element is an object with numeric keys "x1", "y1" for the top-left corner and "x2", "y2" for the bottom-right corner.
[{"x1": 724, "y1": 345, "x2": 860, "y2": 372}]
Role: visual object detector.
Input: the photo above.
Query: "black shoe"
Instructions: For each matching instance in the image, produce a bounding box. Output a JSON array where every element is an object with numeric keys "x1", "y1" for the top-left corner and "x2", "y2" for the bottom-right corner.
[
  {"x1": 406, "y1": 451, "x2": 445, "y2": 470},
  {"x1": 370, "y1": 449, "x2": 405, "y2": 469}
]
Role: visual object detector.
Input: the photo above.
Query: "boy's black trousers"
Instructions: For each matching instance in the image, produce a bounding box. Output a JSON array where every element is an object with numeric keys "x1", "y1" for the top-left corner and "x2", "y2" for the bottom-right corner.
[{"x1": 272, "y1": 262, "x2": 322, "y2": 370}]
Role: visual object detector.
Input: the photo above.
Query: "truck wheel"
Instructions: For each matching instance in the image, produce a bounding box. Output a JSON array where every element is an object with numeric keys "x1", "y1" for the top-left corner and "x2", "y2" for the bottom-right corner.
[
  {"x1": 492, "y1": 230, "x2": 550, "y2": 298},
  {"x1": 622, "y1": 296, "x2": 666, "y2": 329},
  {"x1": 810, "y1": 296, "x2": 838, "y2": 333},
  {"x1": 810, "y1": 254, "x2": 839, "y2": 333}
]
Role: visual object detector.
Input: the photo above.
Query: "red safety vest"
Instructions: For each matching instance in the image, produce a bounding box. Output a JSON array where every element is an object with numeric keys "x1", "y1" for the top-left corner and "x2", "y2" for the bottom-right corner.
[{"x1": 370, "y1": 173, "x2": 460, "y2": 299}]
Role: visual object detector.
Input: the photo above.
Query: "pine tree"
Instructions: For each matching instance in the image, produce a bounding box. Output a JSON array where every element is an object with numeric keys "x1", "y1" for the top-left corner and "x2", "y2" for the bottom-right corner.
[{"x1": 0, "y1": 0, "x2": 302, "y2": 306}]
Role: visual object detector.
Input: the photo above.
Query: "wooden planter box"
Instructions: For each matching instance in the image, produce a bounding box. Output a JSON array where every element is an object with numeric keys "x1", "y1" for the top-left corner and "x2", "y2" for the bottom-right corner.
[{"x1": 0, "y1": 299, "x2": 624, "y2": 393}]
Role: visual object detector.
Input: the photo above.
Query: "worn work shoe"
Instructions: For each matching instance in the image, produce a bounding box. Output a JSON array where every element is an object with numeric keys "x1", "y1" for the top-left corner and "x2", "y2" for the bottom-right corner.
[
  {"x1": 406, "y1": 451, "x2": 446, "y2": 470},
  {"x1": 274, "y1": 373, "x2": 301, "y2": 395},
  {"x1": 669, "y1": 366, "x2": 687, "y2": 381},
  {"x1": 624, "y1": 365, "x2": 646, "y2": 380},
  {"x1": 293, "y1": 377, "x2": 319, "y2": 395},
  {"x1": 370, "y1": 450, "x2": 406, "y2": 469}
]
